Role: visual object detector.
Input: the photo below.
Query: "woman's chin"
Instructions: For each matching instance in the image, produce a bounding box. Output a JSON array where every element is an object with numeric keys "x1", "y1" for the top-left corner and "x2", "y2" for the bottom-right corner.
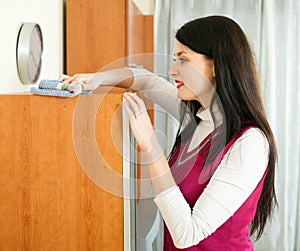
[{"x1": 177, "y1": 93, "x2": 190, "y2": 101}]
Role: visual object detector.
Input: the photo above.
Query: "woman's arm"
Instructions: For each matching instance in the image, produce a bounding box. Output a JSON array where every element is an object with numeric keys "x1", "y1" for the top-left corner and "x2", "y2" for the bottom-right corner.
[
  {"x1": 154, "y1": 128, "x2": 269, "y2": 248},
  {"x1": 59, "y1": 68, "x2": 134, "y2": 89},
  {"x1": 123, "y1": 91, "x2": 269, "y2": 248},
  {"x1": 123, "y1": 92, "x2": 177, "y2": 195},
  {"x1": 60, "y1": 67, "x2": 182, "y2": 120}
]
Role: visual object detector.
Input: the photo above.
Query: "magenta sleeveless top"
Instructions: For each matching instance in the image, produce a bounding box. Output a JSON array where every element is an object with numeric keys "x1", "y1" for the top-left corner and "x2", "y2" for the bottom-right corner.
[{"x1": 164, "y1": 125, "x2": 267, "y2": 251}]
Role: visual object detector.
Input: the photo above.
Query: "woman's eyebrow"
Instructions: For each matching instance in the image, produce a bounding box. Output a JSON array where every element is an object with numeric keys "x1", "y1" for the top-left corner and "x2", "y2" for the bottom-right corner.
[{"x1": 174, "y1": 51, "x2": 188, "y2": 57}]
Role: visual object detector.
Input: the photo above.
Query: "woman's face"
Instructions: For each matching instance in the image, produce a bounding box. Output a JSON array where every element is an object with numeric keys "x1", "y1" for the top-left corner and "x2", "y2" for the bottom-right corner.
[{"x1": 168, "y1": 40, "x2": 216, "y2": 108}]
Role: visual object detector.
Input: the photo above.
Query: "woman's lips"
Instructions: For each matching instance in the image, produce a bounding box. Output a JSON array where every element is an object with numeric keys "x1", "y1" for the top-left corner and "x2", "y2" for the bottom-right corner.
[{"x1": 175, "y1": 80, "x2": 184, "y2": 89}]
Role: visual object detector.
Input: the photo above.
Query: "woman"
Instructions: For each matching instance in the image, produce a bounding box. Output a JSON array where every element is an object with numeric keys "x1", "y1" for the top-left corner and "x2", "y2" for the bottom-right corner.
[{"x1": 61, "y1": 16, "x2": 277, "y2": 250}]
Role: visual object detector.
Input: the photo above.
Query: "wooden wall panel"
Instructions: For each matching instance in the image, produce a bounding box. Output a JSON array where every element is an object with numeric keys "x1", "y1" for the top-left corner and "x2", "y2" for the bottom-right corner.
[
  {"x1": 126, "y1": 0, "x2": 154, "y2": 71},
  {"x1": 66, "y1": 0, "x2": 154, "y2": 73},
  {"x1": 0, "y1": 92, "x2": 124, "y2": 250},
  {"x1": 66, "y1": 0, "x2": 127, "y2": 75}
]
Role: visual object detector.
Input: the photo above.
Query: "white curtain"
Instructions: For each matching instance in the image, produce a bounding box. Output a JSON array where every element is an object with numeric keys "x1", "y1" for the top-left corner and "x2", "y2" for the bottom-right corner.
[
  {"x1": 154, "y1": 1, "x2": 300, "y2": 250},
  {"x1": 256, "y1": 0, "x2": 300, "y2": 250}
]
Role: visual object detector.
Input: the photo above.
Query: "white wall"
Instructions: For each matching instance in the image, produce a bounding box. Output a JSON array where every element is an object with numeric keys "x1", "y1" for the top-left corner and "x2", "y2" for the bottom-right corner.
[{"x1": 0, "y1": 0, "x2": 63, "y2": 93}]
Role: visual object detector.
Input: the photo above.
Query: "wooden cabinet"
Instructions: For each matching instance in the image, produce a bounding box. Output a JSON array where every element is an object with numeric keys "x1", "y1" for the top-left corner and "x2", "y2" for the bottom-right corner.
[
  {"x1": 0, "y1": 89, "x2": 128, "y2": 250},
  {"x1": 66, "y1": 0, "x2": 154, "y2": 75},
  {"x1": 0, "y1": 1, "x2": 156, "y2": 250},
  {"x1": 66, "y1": 0, "x2": 127, "y2": 74}
]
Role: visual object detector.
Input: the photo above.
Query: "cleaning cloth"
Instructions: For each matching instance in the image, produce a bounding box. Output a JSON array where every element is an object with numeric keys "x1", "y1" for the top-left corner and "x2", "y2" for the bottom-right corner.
[{"x1": 30, "y1": 79, "x2": 91, "y2": 97}]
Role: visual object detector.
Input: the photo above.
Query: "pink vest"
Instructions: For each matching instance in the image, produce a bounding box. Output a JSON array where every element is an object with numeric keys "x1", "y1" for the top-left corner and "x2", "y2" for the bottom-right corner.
[{"x1": 165, "y1": 126, "x2": 267, "y2": 251}]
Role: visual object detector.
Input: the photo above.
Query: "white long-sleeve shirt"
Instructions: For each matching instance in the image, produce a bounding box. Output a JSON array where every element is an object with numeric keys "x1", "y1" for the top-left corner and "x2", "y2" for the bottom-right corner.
[{"x1": 128, "y1": 67, "x2": 269, "y2": 248}]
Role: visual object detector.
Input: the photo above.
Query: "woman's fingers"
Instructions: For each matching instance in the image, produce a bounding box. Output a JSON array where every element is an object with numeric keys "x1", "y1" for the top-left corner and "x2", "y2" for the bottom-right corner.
[
  {"x1": 58, "y1": 74, "x2": 76, "y2": 83},
  {"x1": 63, "y1": 74, "x2": 81, "y2": 84},
  {"x1": 58, "y1": 74, "x2": 69, "y2": 81},
  {"x1": 123, "y1": 101, "x2": 135, "y2": 121},
  {"x1": 123, "y1": 92, "x2": 145, "y2": 117},
  {"x1": 134, "y1": 94, "x2": 147, "y2": 115},
  {"x1": 58, "y1": 74, "x2": 85, "y2": 84},
  {"x1": 123, "y1": 92, "x2": 154, "y2": 153}
]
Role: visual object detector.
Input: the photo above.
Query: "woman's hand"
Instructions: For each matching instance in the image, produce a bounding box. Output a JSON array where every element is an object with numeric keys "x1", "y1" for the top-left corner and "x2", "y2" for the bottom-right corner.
[
  {"x1": 123, "y1": 92, "x2": 176, "y2": 195},
  {"x1": 59, "y1": 73, "x2": 95, "y2": 84},
  {"x1": 59, "y1": 73, "x2": 103, "y2": 91},
  {"x1": 59, "y1": 68, "x2": 135, "y2": 91},
  {"x1": 123, "y1": 92, "x2": 157, "y2": 153}
]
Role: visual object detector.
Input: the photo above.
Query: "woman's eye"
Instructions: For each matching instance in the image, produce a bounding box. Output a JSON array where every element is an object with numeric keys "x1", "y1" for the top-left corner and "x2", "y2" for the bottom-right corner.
[{"x1": 172, "y1": 58, "x2": 186, "y2": 64}]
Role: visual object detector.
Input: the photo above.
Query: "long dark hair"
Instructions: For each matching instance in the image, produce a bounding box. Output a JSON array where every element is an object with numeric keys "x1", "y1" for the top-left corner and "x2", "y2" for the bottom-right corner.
[{"x1": 171, "y1": 15, "x2": 277, "y2": 240}]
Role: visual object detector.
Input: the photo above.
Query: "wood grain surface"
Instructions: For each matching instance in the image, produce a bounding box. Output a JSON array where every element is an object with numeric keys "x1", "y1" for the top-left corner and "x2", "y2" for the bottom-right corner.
[
  {"x1": 0, "y1": 91, "x2": 124, "y2": 251},
  {"x1": 66, "y1": 0, "x2": 127, "y2": 74}
]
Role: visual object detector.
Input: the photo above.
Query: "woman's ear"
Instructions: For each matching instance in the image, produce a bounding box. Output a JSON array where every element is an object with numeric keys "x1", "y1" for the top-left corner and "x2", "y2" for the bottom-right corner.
[{"x1": 212, "y1": 64, "x2": 216, "y2": 78}]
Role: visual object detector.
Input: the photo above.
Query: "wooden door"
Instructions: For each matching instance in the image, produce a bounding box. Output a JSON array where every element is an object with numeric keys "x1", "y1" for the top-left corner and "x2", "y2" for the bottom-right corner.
[{"x1": 0, "y1": 89, "x2": 125, "y2": 250}]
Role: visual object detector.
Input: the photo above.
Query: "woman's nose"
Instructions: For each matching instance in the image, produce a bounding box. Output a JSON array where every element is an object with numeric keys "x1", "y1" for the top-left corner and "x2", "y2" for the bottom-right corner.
[{"x1": 168, "y1": 63, "x2": 178, "y2": 77}]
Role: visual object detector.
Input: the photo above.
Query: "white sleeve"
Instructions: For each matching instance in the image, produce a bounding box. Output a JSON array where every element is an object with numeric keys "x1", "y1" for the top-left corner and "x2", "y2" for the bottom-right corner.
[
  {"x1": 154, "y1": 128, "x2": 269, "y2": 249},
  {"x1": 128, "y1": 67, "x2": 181, "y2": 120}
]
